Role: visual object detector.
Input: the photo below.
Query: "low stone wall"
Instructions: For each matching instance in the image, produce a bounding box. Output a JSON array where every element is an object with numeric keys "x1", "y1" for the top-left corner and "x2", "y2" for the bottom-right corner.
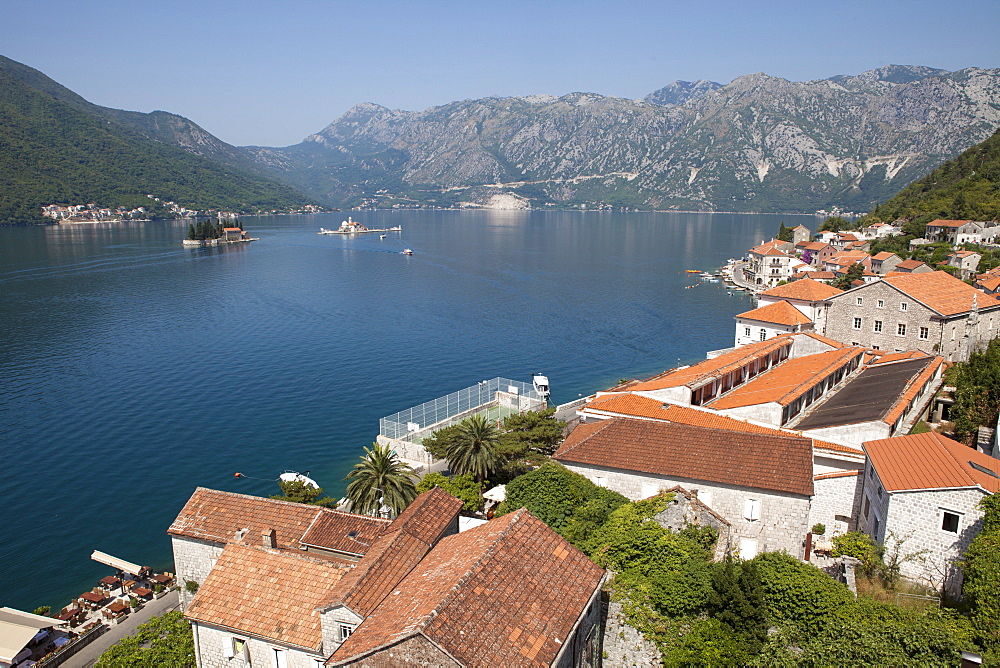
[{"x1": 601, "y1": 595, "x2": 660, "y2": 667}]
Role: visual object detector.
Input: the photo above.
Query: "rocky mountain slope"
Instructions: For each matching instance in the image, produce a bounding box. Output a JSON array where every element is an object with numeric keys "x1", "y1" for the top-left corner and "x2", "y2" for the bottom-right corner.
[{"x1": 249, "y1": 65, "x2": 1000, "y2": 213}]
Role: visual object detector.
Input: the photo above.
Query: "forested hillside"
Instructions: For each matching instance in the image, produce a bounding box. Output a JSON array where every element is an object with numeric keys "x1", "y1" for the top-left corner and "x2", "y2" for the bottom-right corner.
[
  {"x1": 0, "y1": 56, "x2": 314, "y2": 224},
  {"x1": 862, "y1": 127, "x2": 1000, "y2": 231}
]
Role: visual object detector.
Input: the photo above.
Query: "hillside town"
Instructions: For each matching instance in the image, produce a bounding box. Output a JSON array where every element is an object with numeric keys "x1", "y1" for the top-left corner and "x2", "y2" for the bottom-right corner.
[{"x1": 5, "y1": 221, "x2": 1000, "y2": 666}]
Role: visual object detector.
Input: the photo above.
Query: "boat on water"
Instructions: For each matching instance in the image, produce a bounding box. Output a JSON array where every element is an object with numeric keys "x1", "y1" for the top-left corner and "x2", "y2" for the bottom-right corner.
[
  {"x1": 685, "y1": 269, "x2": 701, "y2": 274},
  {"x1": 319, "y1": 216, "x2": 403, "y2": 235},
  {"x1": 379, "y1": 234, "x2": 386, "y2": 239},
  {"x1": 279, "y1": 471, "x2": 319, "y2": 489},
  {"x1": 401, "y1": 248, "x2": 413, "y2": 255}
]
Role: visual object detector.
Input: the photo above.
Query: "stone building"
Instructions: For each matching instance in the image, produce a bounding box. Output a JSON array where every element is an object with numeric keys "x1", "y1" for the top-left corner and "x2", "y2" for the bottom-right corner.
[
  {"x1": 170, "y1": 487, "x2": 605, "y2": 667},
  {"x1": 554, "y1": 417, "x2": 817, "y2": 560},
  {"x1": 734, "y1": 300, "x2": 814, "y2": 347},
  {"x1": 870, "y1": 252, "x2": 902, "y2": 276},
  {"x1": 858, "y1": 432, "x2": 999, "y2": 594},
  {"x1": 824, "y1": 271, "x2": 1000, "y2": 361}
]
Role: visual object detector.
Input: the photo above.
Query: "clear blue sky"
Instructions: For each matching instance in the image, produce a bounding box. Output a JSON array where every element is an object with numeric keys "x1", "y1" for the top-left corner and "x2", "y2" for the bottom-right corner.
[{"x1": 3, "y1": 0, "x2": 998, "y2": 147}]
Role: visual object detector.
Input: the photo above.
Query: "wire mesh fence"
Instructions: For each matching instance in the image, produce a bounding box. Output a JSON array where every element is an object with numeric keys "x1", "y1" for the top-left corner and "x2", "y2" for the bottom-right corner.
[{"x1": 380, "y1": 377, "x2": 543, "y2": 442}]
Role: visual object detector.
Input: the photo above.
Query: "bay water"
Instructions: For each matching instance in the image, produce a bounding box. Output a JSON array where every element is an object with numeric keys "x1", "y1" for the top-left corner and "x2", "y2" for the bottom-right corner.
[{"x1": 0, "y1": 210, "x2": 806, "y2": 610}]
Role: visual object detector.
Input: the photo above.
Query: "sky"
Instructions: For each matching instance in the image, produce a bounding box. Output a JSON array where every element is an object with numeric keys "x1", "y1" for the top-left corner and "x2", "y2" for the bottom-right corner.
[{"x1": 3, "y1": 0, "x2": 999, "y2": 147}]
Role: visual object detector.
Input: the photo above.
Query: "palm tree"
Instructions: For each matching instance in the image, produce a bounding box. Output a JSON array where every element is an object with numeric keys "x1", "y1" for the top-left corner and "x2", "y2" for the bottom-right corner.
[
  {"x1": 344, "y1": 442, "x2": 417, "y2": 517},
  {"x1": 443, "y1": 414, "x2": 501, "y2": 483}
]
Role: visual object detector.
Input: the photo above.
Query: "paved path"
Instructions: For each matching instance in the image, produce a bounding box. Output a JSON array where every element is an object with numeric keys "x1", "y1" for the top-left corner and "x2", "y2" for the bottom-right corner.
[{"x1": 63, "y1": 590, "x2": 180, "y2": 667}]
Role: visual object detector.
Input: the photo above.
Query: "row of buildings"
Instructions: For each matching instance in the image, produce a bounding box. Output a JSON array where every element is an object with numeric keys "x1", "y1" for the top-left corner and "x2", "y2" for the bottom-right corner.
[{"x1": 159, "y1": 226, "x2": 1000, "y2": 667}]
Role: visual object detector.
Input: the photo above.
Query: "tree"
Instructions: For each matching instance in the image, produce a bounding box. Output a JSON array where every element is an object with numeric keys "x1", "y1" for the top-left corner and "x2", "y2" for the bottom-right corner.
[
  {"x1": 961, "y1": 494, "x2": 1000, "y2": 655},
  {"x1": 95, "y1": 611, "x2": 194, "y2": 667},
  {"x1": 496, "y1": 408, "x2": 566, "y2": 475},
  {"x1": 776, "y1": 222, "x2": 794, "y2": 242},
  {"x1": 415, "y1": 472, "x2": 483, "y2": 512},
  {"x1": 949, "y1": 338, "x2": 1000, "y2": 443},
  {"x1": 819, "y1": 216, "x2": 850, "y2": 232},
  {"x1": 441, "y1": 414, "x2": 501, "y2": 483},
  {"x1": 832, "y1": 262, "x2": 864, "y2": 290},
  {"x1": 420, "y1": 423, "x2": 464, "y2": 461},
  {"x1": 344, "y1": 442, "x2": 417, "y2": 517},
  {"x1": 270, "y1": 479, "x2": 337, "y2": 507}
]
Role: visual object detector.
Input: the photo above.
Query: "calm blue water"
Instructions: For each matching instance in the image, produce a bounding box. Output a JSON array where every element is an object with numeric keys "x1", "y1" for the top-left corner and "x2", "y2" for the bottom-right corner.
[{"x1": 0, "y1": 210, "x2": 806, "y2": 610}]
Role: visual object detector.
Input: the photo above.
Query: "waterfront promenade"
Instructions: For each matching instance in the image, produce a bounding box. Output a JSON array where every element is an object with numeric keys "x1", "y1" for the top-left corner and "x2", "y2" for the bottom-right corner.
[{"x1": 62, "y1": 590, "x2": 180, "y2": 667}]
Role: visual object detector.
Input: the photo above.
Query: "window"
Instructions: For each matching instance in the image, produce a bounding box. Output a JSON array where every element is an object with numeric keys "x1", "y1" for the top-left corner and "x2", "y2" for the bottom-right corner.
[
  {"x1": 877, "y1": 299, "x2": 885, "y2": 308},
  {"x1": 874, "y1": 320, "x2": 883, "y2": 333},
  {"x1": 340, "y1": 624, "x2": 354, "y2": 642},
  {"x1": 941, "y1": 510, "x2": 961, "y2": 533},
  {"x1": 744, "y1": 498, "x2": 761, "y2": 521},
  {"x1": 273, "y1": 648, "x2": 287, "y2": 668},
  {"x1": 919, "y1": 326, "x2": 929, "y2": 340},
  {"x1": 897, "y1": 323, "x2": 906, "y2": 336},
  {"x1": 863, "y1": 496, "x2": 871, "y2": 519},
  {"x1": 856, "y1": 297, "x2": 863, "y2": 306},
  {"x1": 853, "y1": 317, "x2": 862, "y2": 329},
  {"x1": 900, "y1": 302, "x2": 908, "y2": 311},
  {"x1": 759, "y1": 329, "x2": 767, "y2": 341},
  {"x1": 225, "y1": 638, "x2": 248, "y2": 660},
  {"x1": 739, "y1": 538, "x2": 758, "y2": 560},
  {"x1": 697, "y1": 490, "x2": 713, "y2": 509},
  {"x1": 744, "y1": 327, "x2": 751, "y2": 337}
]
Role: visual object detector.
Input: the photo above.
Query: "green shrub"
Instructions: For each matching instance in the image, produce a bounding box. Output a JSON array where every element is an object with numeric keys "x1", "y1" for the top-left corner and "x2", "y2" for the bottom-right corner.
[
  {"x1": 811, "y1": 523, "x2": 826, "y2": 535},
  {"x1": 752, "y1": 552, "x2": 854, "y2": 636},
  {"x1": 833, "y1": 531, "x2": 884, "y2": 575},
  {"x1": 416, "y1": 472, "x2": 483, "y2": 512}
]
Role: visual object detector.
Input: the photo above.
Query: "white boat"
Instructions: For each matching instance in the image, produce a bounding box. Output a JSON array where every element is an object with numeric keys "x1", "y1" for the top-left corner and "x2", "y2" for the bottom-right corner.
[
  {"x1": 379, "y1": 234, "x2": 386, "y2": 239},
  {"x1": 401, "y1": 248, "x2": 413, "y2": 255},
  {"x1": 532, "y1": 373, "x2": 550, "y2": 401},
  {"x1": 279, "y1": 471, "x2": 319, "y2": 489}
]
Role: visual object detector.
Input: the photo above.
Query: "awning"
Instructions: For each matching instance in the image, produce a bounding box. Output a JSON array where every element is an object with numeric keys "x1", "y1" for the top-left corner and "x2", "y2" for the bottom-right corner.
[
  {"x1": 90, "y1": 550, "x2": 146, "y2": 576},
  {"x1": 0, "y1": 607, "x2": 64, "y2": 663},
  {"x1": 483, "y1": 485, "x2": 506, "y2": 503}
]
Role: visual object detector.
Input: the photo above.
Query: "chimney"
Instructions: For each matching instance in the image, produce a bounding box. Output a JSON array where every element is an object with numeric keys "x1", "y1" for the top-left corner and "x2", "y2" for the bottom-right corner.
[
  {"x1": 234, "y1": 528, "x2": 248, "y2": 542},
  {"x1": 262, "y1": 528, "x2": 277, "y2": 549}
]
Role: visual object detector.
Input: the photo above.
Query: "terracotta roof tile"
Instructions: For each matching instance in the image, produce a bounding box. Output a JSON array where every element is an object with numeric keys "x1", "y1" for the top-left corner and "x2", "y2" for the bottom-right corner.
[
  {"x1": 186, "y1": 542, "x2": 352, "y2": 650},
  {"x1": 169, "y1": 488, "x2": 326, "y2": 550},
  {"x1": 977, "y1": 277, "x2": 1000, "y2": 292},
  {"x1": 321, "y1": 488, "x2": 462, "y2": 617},
  {"x1": 759, "y1": 278, "x2": 842, "y2": 301},
  {"x1": 736, "y1": 300, "x2": 812, "y2": 326},
  {"x1": 814, "y1": 470, "x2": 860, "y2": 481},
  {"x1": 554, "y1": 417, "x2": 814, "y2": 496},
  {"x1": 927, "y1": 219, "x2": 971, "y2": 228},
  {"x1": 864, "y1": 432, "x2": 1000, "y2": 493},
  {"x1": 872, "y1": 252, "x2": 898, "y2": 261},
  {"x1": 708, "y1": 348, "x2": 865, "y2": 409},
  {"x1": 584, "y1": 394, "x2": 791, "y2": 435},
  {"x1": 300, "y1": 513, "x2": 390, "y2": 555},
  {"x1": 328, "y1": 510, "x2": 604, "y2": 667},
  {"x1": 883, "y1": 271, "x2": 1000, "y2": 316},
  {"x1": 630, "y1": 336, "x2": 792, "y2": 392},
  {"x1": 893, "y1": 259, "x2": 930, "y2": 271}
]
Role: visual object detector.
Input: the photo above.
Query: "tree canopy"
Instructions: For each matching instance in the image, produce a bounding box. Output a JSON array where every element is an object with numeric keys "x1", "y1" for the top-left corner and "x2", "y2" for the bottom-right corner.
[
  {"x1": 95, "y1": 611, "x2": 194, "y2": 667},
  {"x1": 343, "y1": 442, "x2": 417, "y2": 516}
]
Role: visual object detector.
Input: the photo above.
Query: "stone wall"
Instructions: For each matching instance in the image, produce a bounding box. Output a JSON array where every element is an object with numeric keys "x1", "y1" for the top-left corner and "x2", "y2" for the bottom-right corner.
[
  {"x1": 338, "y1": 635, "x2": 459, "y2": 666},
  {"x1": 560, "y1": 462, "x2": 811, "y2": 558},
  {"x1": 171, "y1": 536, "x2": 223, "y2": 610},
  {"x1": 192, "y1": 622, "x2": 325, "y2": 668},
  {"x1": 883, "y1": 488, "x2": 988, "y2": 594},
  {"x1": 809, "y1": 473, "x2": 863, "y2": 537},
  {"x1": 600, "y1": 597, "x2": 661, "y2": 668}
]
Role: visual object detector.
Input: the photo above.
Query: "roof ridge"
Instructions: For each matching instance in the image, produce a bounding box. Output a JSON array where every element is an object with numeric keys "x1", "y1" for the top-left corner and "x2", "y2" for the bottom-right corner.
[{"x1": 935, "y1": 433, "x2": 979, "y2": 488}]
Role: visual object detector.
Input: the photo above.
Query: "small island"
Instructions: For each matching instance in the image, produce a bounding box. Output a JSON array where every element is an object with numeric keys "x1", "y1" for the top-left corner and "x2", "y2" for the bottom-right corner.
[{"x1": 182, "y1": 218, "x2": 257, "y2": 246}]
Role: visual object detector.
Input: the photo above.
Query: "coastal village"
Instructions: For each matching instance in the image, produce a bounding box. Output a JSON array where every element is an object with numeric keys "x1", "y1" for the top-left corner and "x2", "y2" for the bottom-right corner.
[{"x1": 6, "y1": 220, "x2": 1000, "y2": 666}]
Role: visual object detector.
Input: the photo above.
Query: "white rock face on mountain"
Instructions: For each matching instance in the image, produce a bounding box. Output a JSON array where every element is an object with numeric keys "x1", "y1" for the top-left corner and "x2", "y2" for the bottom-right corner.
[{"x1": 246, "y1": 65, "x2": 1000, "y2": 212}]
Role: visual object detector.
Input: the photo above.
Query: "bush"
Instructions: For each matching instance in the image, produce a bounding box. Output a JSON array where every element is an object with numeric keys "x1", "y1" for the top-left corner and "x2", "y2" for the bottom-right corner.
[
  {"x1": 833, "y1": 531, "x2": 884, "y2": 575},
  {"x1": 95, "y1": 611, "x2": 194, "y2": 667},
  {"x1": 497, "y1": 462, "x2": 627, "y2": 546},
  {"x1": 416, "y1": 473, "x2": 482, "y2": 512},
  {"x1": 752, "y1": 552, "x2": 854, "y2": 636},
  {"x1": 811, "y1": 523, "x2": 826, "y2": 535},
  {"x1": 961, "y1": 494, "x2": 1000, "y2": 652}
]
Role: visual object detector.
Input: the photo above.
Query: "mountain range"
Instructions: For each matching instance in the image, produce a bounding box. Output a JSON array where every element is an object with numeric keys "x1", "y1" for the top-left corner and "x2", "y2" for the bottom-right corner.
[{"x1": 3, "y1": 56, "x2": 1000, "y2": 222}]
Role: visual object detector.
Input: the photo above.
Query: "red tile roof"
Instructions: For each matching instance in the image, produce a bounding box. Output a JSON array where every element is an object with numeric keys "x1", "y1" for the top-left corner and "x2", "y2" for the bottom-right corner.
[
  {"x1": 883, "y1": 271, "x2": 1000, "y2": 316},
  {"x1": 300, "y1": 512, "x2": 390, "y2": 555},
  {"x1": 872, "y1": 252, "x2": 899, "y2": 261},
  {"x1": 708, "y1": 348, "x2": 864, "y2": 409},
  {"x1": 864, "y1": 432, "x2": 1000, "y2": 493},
  {"x1": 321, "y1": 488, "x2": 463, "y2": 617},
  {"x1": 168, "y1": 488, "x2": 326, "y2": 549},
  {"x1": 186, "y1": 542, "x2": 352, "y2": 650},
  {"x1": 759, "y1": 278, "x2": 842, "y2": 301},
  {"x1": 814, "y1": 470, "x2": 860, "y2": 481},
  {"x1": 926, "y1": 219, "x2": 971, "y2": 228},
  {"x1": 736, "y1": 300, "x2": 812, "y2": 326},
  {"x1": 977, "y1": 277, "x2": 1000, "y2": 292},
  {"x1": 554, "y1": 417, "x2": 814, "y2": 496},
  {"x1": 894, "y1": 259, "x2": 930, "y2": 271},
  {"x1": 328, "y1": 509, "x2": 604, "y2": 667},
  {"x1": 585, "y1": 394, "x2": 790, "y2": 435},
  {"x1": 630, "y1": 336, "x2": 792, "y2": 392}
]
